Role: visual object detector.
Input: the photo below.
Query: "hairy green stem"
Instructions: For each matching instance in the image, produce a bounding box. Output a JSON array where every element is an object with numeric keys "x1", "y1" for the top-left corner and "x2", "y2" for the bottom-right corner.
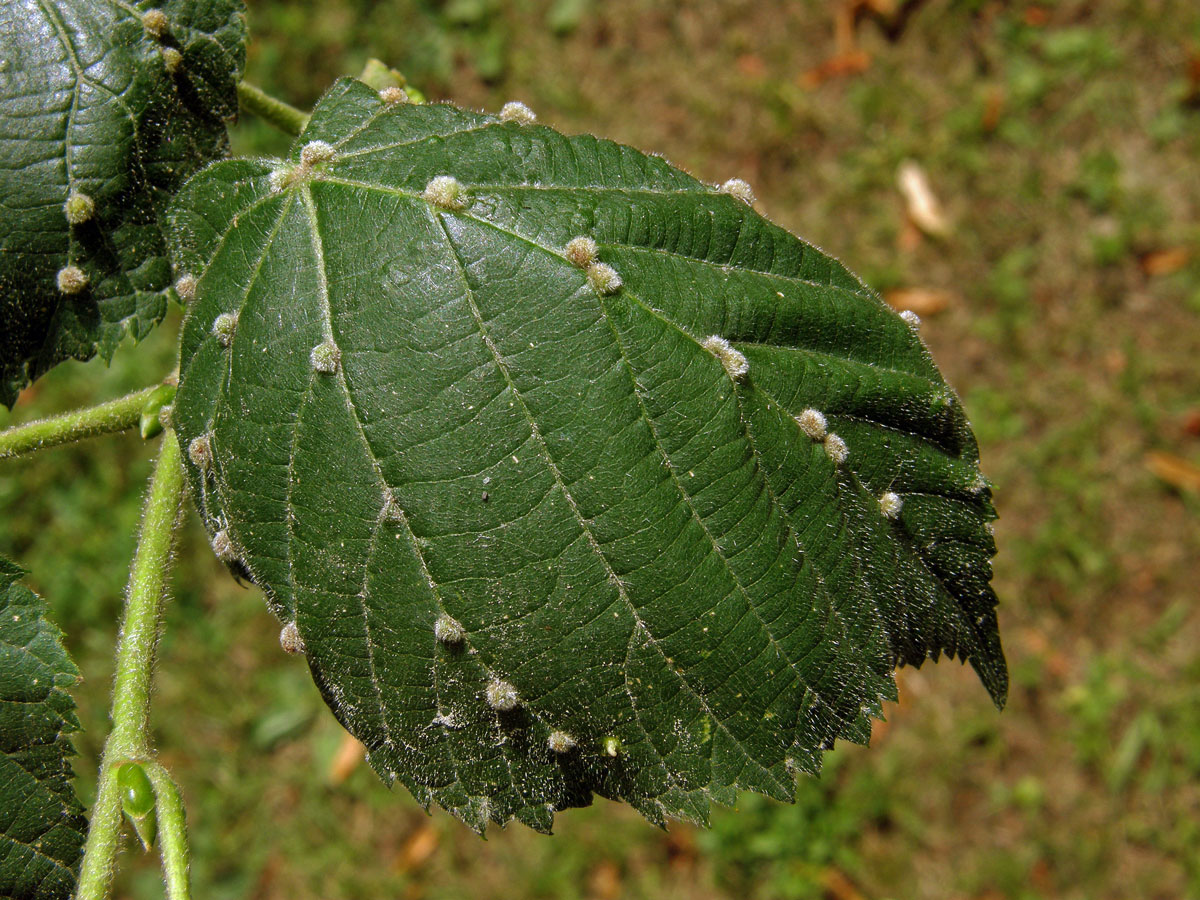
[
  {"x1": 0, "y1": 385, "x2": 160, "y2": 458},
  {"x1": 76, "y1": 431, "x2": 186, "y2": 900},
  {"x1": 144, "y1": 762, "x2": 191, "y2": 900},
  {"x1": 237, "y1": 80, "x2": 309, "y2": 136}
]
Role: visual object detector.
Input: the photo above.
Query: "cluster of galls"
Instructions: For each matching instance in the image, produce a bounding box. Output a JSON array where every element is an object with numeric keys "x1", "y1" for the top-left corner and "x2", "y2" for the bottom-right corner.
[
  {"x1": 428, "y1": 611, "x2": 619, "y2": 759},
  {"x1": 53, "y1": 8, "x2": 189, "y2": 300}
]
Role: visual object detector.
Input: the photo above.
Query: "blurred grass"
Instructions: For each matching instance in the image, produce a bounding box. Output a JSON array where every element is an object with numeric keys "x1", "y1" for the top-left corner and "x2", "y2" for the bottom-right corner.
[{"x1": 3, "y1": 0, "x2": 1200, "y2": 898}]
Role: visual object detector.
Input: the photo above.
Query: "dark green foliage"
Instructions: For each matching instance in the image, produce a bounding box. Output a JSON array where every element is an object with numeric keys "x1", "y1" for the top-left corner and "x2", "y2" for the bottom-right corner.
[
  {"x1": 0, "y1": 0, "x2": 247, "y2": 407},
  {"x1": 0, "y1": 556, "x2": 84, "y2": 900},
  {"x1": 170, "y1": 79, "x2": 1005, "y2": 832}
]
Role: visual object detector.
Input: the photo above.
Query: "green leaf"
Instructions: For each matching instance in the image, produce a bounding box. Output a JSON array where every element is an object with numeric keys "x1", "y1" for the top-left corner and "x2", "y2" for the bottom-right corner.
[
  {"x1": 0, "y1": 0, "x2": 247, "y2": 408},
  {"x1": 0, "y1": 556, "x2": 85, "y2": 898},
  {"x1": 171, "y1": 79, "x2": 1006, "y2": 832}
]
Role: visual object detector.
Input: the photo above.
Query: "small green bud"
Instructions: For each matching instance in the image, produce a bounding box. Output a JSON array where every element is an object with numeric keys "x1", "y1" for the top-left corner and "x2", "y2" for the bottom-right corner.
[
  {"x1": 600, "y1": 735, "x2": 622, "y2": 758},
  {"x1": 359, "y1": 58, "x2": 406, "y2": 92},
  {"x1": 139, "y1": 384, "x2": 176, "y2": 439},
  {"x1": 118, "y1": 762, "x2": 155, "y2": 817},
  {"x1": 117, "y1": 762, "x2": 157, "y2": 851}
]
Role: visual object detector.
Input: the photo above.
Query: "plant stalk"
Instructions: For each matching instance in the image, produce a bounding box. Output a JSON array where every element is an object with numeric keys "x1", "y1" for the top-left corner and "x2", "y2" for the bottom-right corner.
[
  {"x1": 144, "y1": 762, "x2": 192, "y2": 900},
  {"x1": 76, "y1": 430, "x2": 186, "y2": 900},
  {"x1": 0, "y1": 385, "x2": 160, "y2": 458},
  {"x1": 237, "y1": 80, "x2": 309, "y2": 136}
]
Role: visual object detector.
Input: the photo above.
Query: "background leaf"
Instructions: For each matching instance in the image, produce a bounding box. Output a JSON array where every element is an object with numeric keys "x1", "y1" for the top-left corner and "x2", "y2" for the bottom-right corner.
[
  {"x1": 0, "y1": 556, "x2": 85, "y2": 899},
  {"x1": 171, "y1": 79, "x2": 1005, "y2": 832},
  {"x1": 0, "y1": 0, "x2": 247, "y2": 408}
]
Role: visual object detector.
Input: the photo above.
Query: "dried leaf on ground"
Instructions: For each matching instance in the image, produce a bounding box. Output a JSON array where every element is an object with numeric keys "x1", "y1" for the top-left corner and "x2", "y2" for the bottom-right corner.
[
  {"x1": 1146, "y1": 451, "x2": 1200, "y2": 493},
  {"x1": 1138, "y1": 248, "x2": 1190, "y2": 277},
  {"x1": 897, "y1": 160, "x2": 952, "y2": 238},
  {"x1": 328, "y1": 732, "x2": 366, "y2": 784},
  {"x1": 884, "y1": 288, "x2": 958, "y2": 317}
]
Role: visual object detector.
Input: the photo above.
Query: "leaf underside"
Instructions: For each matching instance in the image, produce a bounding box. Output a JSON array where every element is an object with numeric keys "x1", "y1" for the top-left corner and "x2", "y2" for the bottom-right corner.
[
  {"x1": 0, "y1": 557, "x2": 85, "y2": 899},
  {"x1": 171, "y1": 79, "x2": 1006, "y2": 833},
  {"x1": 0, "y1": 0, "x2": 247, "y2": 407}
]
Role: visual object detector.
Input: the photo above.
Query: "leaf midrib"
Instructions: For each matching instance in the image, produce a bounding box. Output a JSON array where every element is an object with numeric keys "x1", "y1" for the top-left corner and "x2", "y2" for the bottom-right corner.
[{"x1": 297, "y1": 185, "x2": 590, "y2": 818}]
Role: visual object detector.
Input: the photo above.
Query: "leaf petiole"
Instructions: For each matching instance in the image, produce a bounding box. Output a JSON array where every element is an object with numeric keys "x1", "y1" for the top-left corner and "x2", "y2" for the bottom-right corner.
[
  {"x1": 0, "y1": 383, "x2": 171, "y2": 459},
  {"x1": 237, "y1": 80, "x2": 310, "y2": 136},
  {"x1": 143, "y1": 761, "x2": 192, "y2": 900}
]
